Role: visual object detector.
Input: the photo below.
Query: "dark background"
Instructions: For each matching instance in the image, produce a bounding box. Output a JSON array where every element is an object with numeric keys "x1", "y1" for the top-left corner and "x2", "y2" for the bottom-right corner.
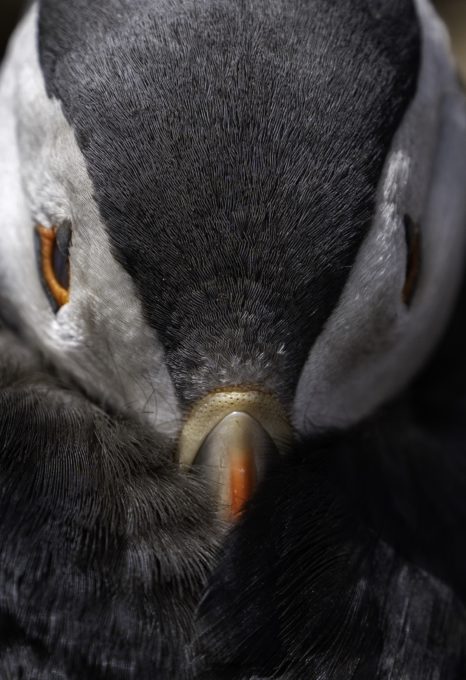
[
  {"x1": 0, "y1": 1, "x2": 465, "y2": 77},
  {"x1": 1, "y1": 0, "x2": 23, "y2": 58},
  {"x1": 439, "y1": 0, "x2": 466, "y2": 76}
]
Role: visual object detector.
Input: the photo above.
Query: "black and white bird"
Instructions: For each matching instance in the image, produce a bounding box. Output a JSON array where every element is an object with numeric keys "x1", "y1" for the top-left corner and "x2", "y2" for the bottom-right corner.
[{"x1": 1, "y1": 0, "x2": 466, "y2": 677}]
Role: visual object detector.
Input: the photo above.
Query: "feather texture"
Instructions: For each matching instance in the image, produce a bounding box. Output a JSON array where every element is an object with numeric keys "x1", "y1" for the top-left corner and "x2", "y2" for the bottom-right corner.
[
  {"x1": 1, "y1": 274, "x2": 466, "y2": 678},
  {"x1": 0, "y1": 327, "x2": 220, "y2": 678}
]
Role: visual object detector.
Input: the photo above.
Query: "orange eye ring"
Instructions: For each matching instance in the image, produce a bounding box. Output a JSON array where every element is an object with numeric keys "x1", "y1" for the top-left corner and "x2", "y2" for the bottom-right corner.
[{"x1": 36, "y1": 225, "x2": 70, "y2": 308}]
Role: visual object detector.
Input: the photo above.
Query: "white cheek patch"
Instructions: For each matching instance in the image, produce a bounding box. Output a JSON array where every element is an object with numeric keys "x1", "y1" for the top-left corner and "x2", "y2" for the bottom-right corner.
[
  {"x1": 0, "y1": 6, "x2": 180, "y2": 436},
  {"x1": 0, "y1": 10, "x2": 46, "y2": 322},
  {"x1": 294, "y1": 0, "x2": 466, "y2": 434}
]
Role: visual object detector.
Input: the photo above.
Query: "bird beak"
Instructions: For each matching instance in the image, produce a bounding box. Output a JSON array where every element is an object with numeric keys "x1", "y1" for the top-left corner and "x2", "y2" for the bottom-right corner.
[{"x1": 178, "y1": 389, "x2": 292, "y2": 519}]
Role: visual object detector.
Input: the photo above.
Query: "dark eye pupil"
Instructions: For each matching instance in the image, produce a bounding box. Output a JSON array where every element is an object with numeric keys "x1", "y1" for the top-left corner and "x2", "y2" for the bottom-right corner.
[
  {"x1": 402, "y1": 215, "x2": 421, "y2": 306},
  {"x1": 53, "y1": 221, "x2": 72, "y2": 289}
]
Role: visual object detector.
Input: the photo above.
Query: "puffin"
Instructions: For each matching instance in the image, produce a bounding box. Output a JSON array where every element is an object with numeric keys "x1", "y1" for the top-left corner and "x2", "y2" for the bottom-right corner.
[{"x1": 1, "y1": 0, "x2": 466, "y2": 677}]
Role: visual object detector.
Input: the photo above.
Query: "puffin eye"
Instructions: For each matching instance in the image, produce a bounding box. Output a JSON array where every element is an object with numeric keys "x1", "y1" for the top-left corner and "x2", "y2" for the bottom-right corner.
[
  {"x1": 35, "y1": 222, "x2": 72, "y2": 311},
  {"x1": 402, "y1": 215, "x2": 421, "y2": 306}
]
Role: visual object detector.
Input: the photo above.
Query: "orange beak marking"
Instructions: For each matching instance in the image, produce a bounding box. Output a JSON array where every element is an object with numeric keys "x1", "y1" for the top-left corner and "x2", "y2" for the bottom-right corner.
[{"x1": 229, "y1": 448, "x2": 257, "y2": 519}]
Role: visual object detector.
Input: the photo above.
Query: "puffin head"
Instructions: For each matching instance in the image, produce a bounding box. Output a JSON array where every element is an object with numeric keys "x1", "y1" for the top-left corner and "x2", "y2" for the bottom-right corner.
[{"x1": 1, "y1": 0, "x2": 465, "y2": 515}]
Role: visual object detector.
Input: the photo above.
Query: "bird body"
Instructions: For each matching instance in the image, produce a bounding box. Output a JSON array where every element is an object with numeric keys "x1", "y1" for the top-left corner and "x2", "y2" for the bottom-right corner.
[{"x1": 1, "y1": 0, "x2": 466, "y2": 677}]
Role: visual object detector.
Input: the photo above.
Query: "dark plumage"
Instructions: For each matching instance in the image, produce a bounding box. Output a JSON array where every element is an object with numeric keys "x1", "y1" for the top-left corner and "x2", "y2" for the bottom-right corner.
[
  {"x1": 0, "y1": 327, "x2": 220, "y2": 678},
  {"x1": 39, "y1": 0, "x2": 420, "y2": 405},
  {"x1": 2, "y1": 278, "x2": 466, "y2": 678},
  {"x1": 197, "y1": 304, "x2": 466, "y2": 677},
  {"x1": 1, "y1": 0, "x2": 466, "y2": 678}
]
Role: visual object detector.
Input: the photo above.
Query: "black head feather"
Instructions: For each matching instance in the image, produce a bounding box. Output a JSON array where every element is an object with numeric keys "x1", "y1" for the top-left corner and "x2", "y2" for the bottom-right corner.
[{"x1": 38, "y1": 0, "x2": 420, "y2": 404}]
